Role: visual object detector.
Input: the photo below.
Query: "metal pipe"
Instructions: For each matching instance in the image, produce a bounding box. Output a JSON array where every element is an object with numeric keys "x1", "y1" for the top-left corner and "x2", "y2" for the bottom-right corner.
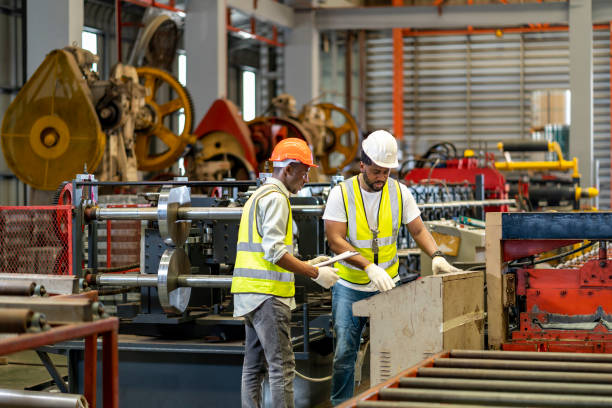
[
  {"x1": 0, "y1": 282, "x2": 35, "y2": 296},
  {"x1": 378, "y1": 388, "x2": 612, "y2": 407},
  {"x1": 450, "y1": 349, "x2": 612, "y2": 363},
  {"x1": 417, "y1": 367, "x2": 612, "y2": 384},
  {"x1": 398, "y1": 377, "x2": 612, "y2": 396},
  {"x1": 435, "y1": 358, "x2": 612, "y2": 373},
  {"x1": 96, "y1": 274, "x2": 232, "y2": 288},
  {"x1": 97, "y1": 274, "x2": 157, "y2": 287},
  {"x1": 95, "y1": 207, "x2": 158, "y2": 220},
  {"x1": 177, "y1": 276, "x2": 232, "y2": 288},
  {"x1": 91, "y1": 200, "x2": 514, "y2": 221},
  {"x1": 0, "y1": 388, "x2": 88, "y2": 408}
]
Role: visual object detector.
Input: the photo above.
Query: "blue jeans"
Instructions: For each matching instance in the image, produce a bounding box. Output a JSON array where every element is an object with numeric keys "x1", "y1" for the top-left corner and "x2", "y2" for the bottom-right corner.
[{"x1": 330, "y1": 283, "x2": 378, "y2": 406}]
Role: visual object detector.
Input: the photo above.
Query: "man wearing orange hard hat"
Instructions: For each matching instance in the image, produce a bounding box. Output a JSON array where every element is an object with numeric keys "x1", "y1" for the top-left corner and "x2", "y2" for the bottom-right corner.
[{"x1": 231, "y1": 138, "x2": 340, "y2": 408}]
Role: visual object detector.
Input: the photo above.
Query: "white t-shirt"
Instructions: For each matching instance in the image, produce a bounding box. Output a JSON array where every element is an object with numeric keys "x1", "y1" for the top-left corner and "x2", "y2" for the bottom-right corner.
[{"x1": 323, "y1": 177, "x2": 421, "y2": 292}]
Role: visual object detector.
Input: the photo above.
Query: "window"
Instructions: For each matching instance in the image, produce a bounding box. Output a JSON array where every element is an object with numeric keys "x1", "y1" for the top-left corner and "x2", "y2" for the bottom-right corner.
[
  {"x1": 242, "y1": 70, "x2": 256, "y2": 121},
  {"x1": 177, "y1": 53, "x2": 187, "y2": 176},
  {"x1": 81, "y1": 31, "x2": 98, "y2": 72}
]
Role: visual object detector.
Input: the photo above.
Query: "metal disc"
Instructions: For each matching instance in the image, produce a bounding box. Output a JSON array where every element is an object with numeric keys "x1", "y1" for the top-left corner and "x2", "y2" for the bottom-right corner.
[
  {"x1": 157, "y1": 247, "x2": 191, "y2": 314},
  {"x1": 157, "y1": 185, "x2": 191, "y2": 246}
]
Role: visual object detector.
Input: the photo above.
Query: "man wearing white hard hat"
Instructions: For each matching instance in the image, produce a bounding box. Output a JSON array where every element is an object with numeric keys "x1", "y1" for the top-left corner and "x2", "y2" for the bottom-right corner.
[{"x1": 323, "y1": 129, "x2": 462, "y2": 405}]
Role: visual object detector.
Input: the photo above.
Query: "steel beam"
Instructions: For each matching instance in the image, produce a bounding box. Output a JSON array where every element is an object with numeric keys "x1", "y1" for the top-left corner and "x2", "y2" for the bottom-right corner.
[
  {"x1": 316, "y1": 3, "x2": 568, "y2": 31},
  {"x1": 316, "y1": 2, "x2": 612, "y2": 31},
  {"x1": 0, "y1": 297, "x2": 94, "y2": 324},
  {"x1": 227, "y1": 0, "x2": 294, "y2": 28}
]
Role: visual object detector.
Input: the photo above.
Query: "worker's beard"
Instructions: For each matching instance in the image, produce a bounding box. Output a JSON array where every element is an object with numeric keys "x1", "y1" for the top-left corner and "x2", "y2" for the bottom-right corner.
[{"x1": 362, "y1": 171, "x2": 385, "y2": 192}]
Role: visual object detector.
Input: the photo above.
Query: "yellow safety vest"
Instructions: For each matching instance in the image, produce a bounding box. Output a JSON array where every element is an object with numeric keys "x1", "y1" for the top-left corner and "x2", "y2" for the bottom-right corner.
[
  {"x1": 335, "y1": 176, "x2": 403, "y2": 284},
  {"x1": 231, "y1": 184, "x2": 295, "y2": 297}
]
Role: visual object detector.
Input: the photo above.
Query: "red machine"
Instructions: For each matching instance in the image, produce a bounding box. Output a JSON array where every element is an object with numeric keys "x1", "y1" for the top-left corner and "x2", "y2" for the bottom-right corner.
[
  {"x1": 504, "y1": 243, "x2": 612, "y2": 353},
  {"x1": 403, "y1": 150, "x2": 509, "y2": 213},
  {"x1": 490, "y1": 212, "x2": 612, "y2": 354}
]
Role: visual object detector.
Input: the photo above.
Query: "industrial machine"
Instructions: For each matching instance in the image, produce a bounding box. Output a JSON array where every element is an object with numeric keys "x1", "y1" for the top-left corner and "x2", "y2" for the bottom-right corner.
[
  {"x1": 486, "y1": 212, "x2": 612, "y2": 353},
  {"x1": 189, "y1": 95, "x2": 360, "y2": 182},
  {"x1": 403, "y1": 143, "x2": 510, "y2": 217},
  {"x1": 0, "y1": 45, "x2": 193, "y2": 190},
  {"x1": 495, "y1": 140, "x2": 598, "y2": 210}
]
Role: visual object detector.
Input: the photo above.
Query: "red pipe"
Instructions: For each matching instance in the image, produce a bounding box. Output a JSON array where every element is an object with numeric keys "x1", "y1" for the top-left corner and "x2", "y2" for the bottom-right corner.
[
  {"x1": 115, "y1": 0, "x2": 122, "y2": 62},
  {"x1": 85, "y1": 335, "x2": 97, "y2": 408},
  {"x1": 227, "y1": 25, "x2": 285, "y2": 47},
  {"x1": 392, "y1": 0, "x2": 403, "y2": 140}
]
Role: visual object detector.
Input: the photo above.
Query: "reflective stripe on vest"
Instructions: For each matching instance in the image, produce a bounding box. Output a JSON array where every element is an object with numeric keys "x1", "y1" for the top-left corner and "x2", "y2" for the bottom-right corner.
[
  {"x1": 231, "y1": 184, "x2": 295, "y2": 297},
  {"x1": 335, "y1": 176, "x2": 402, "y2": 285}
]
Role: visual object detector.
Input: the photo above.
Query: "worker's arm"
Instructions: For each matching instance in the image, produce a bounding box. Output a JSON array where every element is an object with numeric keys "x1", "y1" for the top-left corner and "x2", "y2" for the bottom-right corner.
[
  {"x1": 407, "y1": 216, "x2": 463, "y2": 275},
  {"x1": 258, "y1": 189, "x2": 338, "y2": 287},
  {"x1": 406, "y1": 216, "x2": 439, "y2": 257},
  {"x1": 325, "y1": 219, "x2": 371, "y2": 269},
  {"x1": 276, "y1": 253, "x2": 318, "y2": 278}
]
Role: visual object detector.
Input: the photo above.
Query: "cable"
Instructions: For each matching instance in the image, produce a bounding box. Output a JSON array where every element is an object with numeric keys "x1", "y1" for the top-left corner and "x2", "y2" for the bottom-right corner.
[
  {"x1": 294, "y1": 370, "x2": 332, "y2": 383},
  {"x1": 509, "y1": 241, "x2": 596, "y2": 267},
  {"x1": 84, "y1": 263, "x2": 140, "y2": 273}
]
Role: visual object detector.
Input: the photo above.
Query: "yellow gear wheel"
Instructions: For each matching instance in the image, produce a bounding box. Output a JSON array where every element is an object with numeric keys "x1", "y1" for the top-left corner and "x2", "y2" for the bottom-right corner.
[
  {"x1": 314, "y1": 103, "x2": 359, "y2": 175},
  {"x1": 0, "y1": 50, "x2": 105, "y2": 190},
  {"x1": 135, "y1": 66, "x2": 194, "y2": 171}
]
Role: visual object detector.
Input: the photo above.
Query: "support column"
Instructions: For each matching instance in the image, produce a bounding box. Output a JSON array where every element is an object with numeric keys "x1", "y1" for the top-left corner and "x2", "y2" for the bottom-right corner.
[
  {"x1": 26, "y1": 0, "x2": 82, "y2": 78},
  {"x1": 185, "y1": 0, "x2": 227, "y2": 121},
  {"x1": 569, "y1": 0, "x2": 593, "y2": 189},
  {"x1": 284, "y1": 10, "x2": 319, "y2": 107}
]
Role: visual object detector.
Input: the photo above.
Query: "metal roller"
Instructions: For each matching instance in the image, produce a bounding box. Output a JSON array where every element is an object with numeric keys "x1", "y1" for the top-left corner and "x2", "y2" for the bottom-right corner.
[
  {"x1": 398, "y1": 377, "x2": 612, "y2": 396},
  {"x1": 417, "y1": 367, "x2": 612, "y2": 384},
  {"x1": 450, "y1": 349, "x2": 612, "y2": 363},
  {"x1": 434, "y1": 358, "x2": 612, "y2": 373},
  {"x1": 378, "y1": 388, "x2": 612, "y2": 407},
  {"x1": 157, "y1": 185, "x2": 191, "y2": 246},
  {"x1": 357, "y1": 402, "x2": 513, "y2": 408},
  {"x1": 157, "y1": 247, "x2": 191, "y2": 314},
  {"x1": 0, "y1": 388, "x2": 87, "y2": 408},
  {"x1": 0, "y1": 309, "x2": 46, "y2": 333},
  {"x1": 0, "y1": 309, "x2": 34, "y2": 333},
  {"x1": 0, "y1": 282, "x2": 36, "y2": 296}
]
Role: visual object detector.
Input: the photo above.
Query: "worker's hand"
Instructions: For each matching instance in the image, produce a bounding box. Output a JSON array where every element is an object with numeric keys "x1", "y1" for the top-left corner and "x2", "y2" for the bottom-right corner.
[
  {"x1": 306, "y1": 255, "x2": 331, "y2": 266},
  {"x1": 432, "y1": 256, "x2": 463, "y2": 275},
  {"x1": 312, "y1": 266, "x2": 340, "y2": 289},
  {"x1": 365, "y1": 263, "x2": 395, "y2": 292}
]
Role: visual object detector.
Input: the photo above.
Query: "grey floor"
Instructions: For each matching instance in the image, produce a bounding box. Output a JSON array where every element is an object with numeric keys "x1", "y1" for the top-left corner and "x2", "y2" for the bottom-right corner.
[{"x1": 0, "y1": 350, "x2": 68, "y2": 391}]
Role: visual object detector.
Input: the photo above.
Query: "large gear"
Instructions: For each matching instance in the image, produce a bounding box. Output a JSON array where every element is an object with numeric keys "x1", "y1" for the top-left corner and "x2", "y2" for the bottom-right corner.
[{"x1": 135, "y1": 67, "x2": 194, "y2": 172}]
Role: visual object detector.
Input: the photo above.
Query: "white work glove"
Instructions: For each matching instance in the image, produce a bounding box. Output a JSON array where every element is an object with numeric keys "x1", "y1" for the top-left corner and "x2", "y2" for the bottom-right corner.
[
  {"x1": 365, "y1": 263, "x2": 395, "y2": 292},
  {"x1": 312, "y1": 266, "x2": 340, "y2": 289},
  {"x1": 432, "y1": 255, "x2": 463, "y2": 275},
  {"x1": 306, "y1": 255, "x2": 331, "y2": 266}
]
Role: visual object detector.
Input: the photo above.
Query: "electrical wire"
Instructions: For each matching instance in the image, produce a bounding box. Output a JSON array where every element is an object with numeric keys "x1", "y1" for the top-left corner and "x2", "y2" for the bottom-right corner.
[{"x1": 294, "y1": 370, "x2": 332, "y2": 383}]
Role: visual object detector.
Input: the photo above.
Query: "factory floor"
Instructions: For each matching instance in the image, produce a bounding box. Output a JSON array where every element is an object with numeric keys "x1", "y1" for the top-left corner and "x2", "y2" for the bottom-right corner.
[
  {"x1": 0, "y1": 349, "x2": 367, "y2": 407},
  {"x1": 0, "y1": 350, "x2": 67, "y2": 391}
]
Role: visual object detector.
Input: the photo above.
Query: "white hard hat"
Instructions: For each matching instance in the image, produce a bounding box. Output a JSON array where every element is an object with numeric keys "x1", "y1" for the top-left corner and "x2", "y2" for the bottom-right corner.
[{"x1": 361, "y1": 130, "x2": 399, "y2": 168}]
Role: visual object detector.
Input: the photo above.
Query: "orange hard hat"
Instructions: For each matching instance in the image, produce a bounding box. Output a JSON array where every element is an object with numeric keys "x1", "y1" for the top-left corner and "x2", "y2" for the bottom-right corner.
[{"x1": 269, "y1": 138, "x2": 318, "y2": 167}]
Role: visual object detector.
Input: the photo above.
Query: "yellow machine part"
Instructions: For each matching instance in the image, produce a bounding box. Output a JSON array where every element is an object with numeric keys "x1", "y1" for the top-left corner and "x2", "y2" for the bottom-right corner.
[
  {"x1": 135, "y1": 66, "x2": 194, "y2": 171},
  {"x1": 1, "y1": 50, "x2": 105, "y2": 190},
  {"x1": 313, "y1": 103, "x2": 359, "y2": 175}
]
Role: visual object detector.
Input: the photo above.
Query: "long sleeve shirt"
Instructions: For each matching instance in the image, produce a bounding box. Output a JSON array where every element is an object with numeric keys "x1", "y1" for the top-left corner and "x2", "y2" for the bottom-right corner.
[{"x1": 233, "y1": 177, "x2": 297, "y2": 317}]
